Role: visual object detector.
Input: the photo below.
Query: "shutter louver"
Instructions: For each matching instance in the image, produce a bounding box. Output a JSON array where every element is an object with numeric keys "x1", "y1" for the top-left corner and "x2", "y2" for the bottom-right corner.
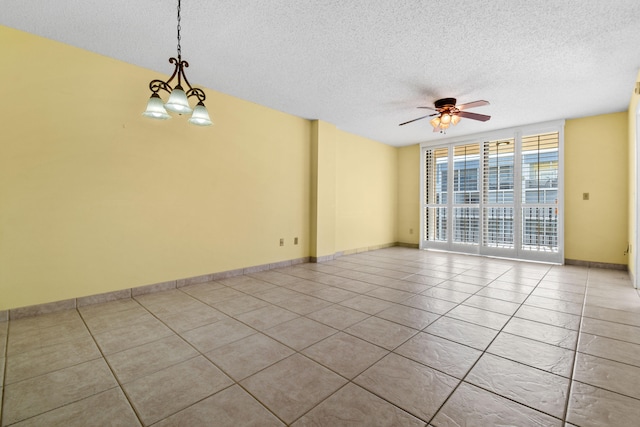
[
  {"x1": 424, "y1": 147, "x2": 448, "y2": 242},
  {"x1": 482, "y1": 139, "x2": 515, "y2": 249},
  {"x1": 521, "y1": 132, "x2": 559, "y2": 253},
  {"x1": 452, "y1": 143, "x2": 480, "y2": 245}
]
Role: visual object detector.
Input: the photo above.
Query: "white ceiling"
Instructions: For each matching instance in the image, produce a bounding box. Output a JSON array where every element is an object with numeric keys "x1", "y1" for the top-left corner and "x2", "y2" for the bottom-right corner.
[{"x1": 3, "y1": 0, "x2": 640, "y2": 146}]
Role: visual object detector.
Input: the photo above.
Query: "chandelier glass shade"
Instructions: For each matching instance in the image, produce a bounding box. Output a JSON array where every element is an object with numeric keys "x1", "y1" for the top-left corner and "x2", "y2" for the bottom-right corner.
[
  {"x1": 142, "y1": 93, "x2": 171, "y2": 120},
  {"x1": 142, "y1": 0, "x2": 212, "y2": 126},
  {"x1": 188, "y1": 101, "x2": 214, "y2": 125},
  {"x1": 430, "y1": 110, "x2": 461, "y2": 132}
]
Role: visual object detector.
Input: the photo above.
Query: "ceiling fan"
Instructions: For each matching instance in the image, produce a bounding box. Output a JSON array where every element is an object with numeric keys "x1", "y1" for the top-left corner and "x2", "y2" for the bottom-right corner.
[{"x1": 399, "y1": 98, "x2": 491, "y2": 133}]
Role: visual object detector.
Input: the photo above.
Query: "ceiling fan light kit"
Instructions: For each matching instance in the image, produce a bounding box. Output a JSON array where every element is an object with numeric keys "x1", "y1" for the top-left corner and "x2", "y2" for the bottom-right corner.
[
  {"x1": 142, "y1": 0, "x2": 213, "y2": 126},
  {"x1": 400, "y1": 97, "x2": 490, "y2": 134}
]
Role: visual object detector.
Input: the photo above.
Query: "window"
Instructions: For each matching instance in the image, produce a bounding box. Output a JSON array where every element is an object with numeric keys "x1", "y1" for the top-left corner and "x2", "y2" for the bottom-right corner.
[
  {"x1": 421, "y1": 122, "x2": 563, "y2": 263},
  {"x1": 452, "y1": 143, "x2": 480, "y2": 244},
  {"x1": 521, "y1": 132, "x2": 559, "y2": 253},
  {"x1": 483, "y1": 139, "x2": 515, "y2": 249}
]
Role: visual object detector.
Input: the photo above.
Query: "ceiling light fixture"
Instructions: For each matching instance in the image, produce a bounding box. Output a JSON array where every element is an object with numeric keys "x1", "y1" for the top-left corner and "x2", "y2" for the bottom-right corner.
[
  {"x1": 142, "y1": 0, "x2": 212, "y2": 126},
  {"x1": 399, "y1": 98, "x2": 490, "y2": 134},
  {"x1": 429, "y1": 101, "x2": 460, "y2": 133}
]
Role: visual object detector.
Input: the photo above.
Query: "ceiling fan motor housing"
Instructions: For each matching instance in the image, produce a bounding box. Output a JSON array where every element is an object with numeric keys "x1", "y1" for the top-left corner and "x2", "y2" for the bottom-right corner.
[{"x1": 435, "y1": 98, "x2": 457, "y2": 110}]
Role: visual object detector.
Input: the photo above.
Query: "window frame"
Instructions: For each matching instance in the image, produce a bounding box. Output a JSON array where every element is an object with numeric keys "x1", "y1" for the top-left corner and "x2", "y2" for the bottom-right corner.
[{"x1": 419, "y1": 120, "x2": 565, "y2": 264}]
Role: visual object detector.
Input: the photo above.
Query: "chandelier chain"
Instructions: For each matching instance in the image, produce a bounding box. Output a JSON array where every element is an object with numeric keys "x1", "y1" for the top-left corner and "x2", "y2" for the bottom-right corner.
[{"x1": 176, "y1": 0, "x2": 182, "y2": 57}]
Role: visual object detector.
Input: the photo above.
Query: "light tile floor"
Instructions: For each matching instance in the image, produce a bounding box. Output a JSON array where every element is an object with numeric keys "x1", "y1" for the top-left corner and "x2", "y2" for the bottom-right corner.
[{"x1": 2, "y1": 247, "x2": 640, "y2": 426}]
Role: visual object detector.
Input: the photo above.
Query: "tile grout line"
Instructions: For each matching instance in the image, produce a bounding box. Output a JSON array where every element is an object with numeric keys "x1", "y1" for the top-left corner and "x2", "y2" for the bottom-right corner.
[
  {"x1": 560, "y1": 266, "x2": 591, "y2": 424},
  {"x1": 280, "y1": 261, "x2": 431, "y2": 424},
  {"x1": 198, "y1": 256, "x2": 628, "y2": 426},
  {"x1": 144, "y1": 290, "x2": 297, "y2": 425},
  {"x1": 131, "y1": 293, "x2": 286, "y2": 425},
  {"x1": 75, "y1": 307, "x2": 146, "y2": 427},
  {"x1": 333, "y1": 288, "x2": 472, "y2": 424},
  {"x1": 196, "y1": 273, "x2": 427, "y2": 425},
  {"x1": 314, "y1": 258, "x2": 553, "y2": 425},
  {"x1": 286, "y1": 382, "x2": 354, "y2": 426},
  {"x1": 2, "y1": 311, "x2": 137, "y2": 426},
  {"x1": 135, "y1": 287, "x2": 299, "y2": 425},
  {"x1": 173, "y1": 276, "x2": 400, "y2": 425},
  {"x1": 1, "y1": 321, "x2": 9, "y2": 427},
  {"x1": 186, "y1": 264, "x2": 445, "y2": 425},
  {"x1": 426, "y1": 262, "x2": 562, "y2": 426}
]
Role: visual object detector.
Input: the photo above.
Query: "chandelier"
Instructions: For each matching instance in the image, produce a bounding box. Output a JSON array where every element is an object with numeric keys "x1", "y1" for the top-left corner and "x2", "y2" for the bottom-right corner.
[{"x1": 142, "y1": 0, "x2": 212, "y2": 126}]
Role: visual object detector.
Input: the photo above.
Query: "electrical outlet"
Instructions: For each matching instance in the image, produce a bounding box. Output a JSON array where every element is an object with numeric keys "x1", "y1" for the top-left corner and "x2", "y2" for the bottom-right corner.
[
  {"x1": 279, "y1": 238, "x2": 284, "y2": 246},
  {"x1": 294, "y1": 237, "x2": 298, "y2": 245},
  {"x1": 583, "y1": 193, "x2": 589, "y2": 201},
  {"x1": 409, "y1": 228, "x2": 413, "y2": 234}
]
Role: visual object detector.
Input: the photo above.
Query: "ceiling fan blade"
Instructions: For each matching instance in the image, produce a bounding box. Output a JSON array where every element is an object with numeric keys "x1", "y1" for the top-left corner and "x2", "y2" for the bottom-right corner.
[
  {"x1": 457, "y1": 100, "x2": 489, "y2": 110},
  {"x1": 457, "y1": 111, "x2": 491, "y2": 122},
  {"x1": 399, "y1": 115, "x2": 431, "y2": 126}
]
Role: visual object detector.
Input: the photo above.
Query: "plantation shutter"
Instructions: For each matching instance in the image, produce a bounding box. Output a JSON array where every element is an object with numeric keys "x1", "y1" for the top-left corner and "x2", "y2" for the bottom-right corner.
[
  {"x1": 424, "y1": 147, "x2": 449, "y2": 243},
  {"x1": 452, "y1": 143, "x2": 481, "y2": 245},
  {"x1": 521, "y1": 132, "x2": 560, "y2": 253},
  {"x1": 482, "y1": 139, "x2": 515, "y2": 249},
  {"x1": 421, "y1": 122, "x2": 563, "y2": 263}
]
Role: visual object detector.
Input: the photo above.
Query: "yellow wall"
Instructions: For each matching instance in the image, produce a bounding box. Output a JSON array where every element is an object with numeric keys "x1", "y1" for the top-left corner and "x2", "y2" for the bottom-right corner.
[
  {"x1": 397, "y1": 145, "x2": 420, "y2": 245},
  {"x1": 0, "y1": 26, "x2": 401, "y2": 310},
  {"x1": 335, "y1": 129, "x2": 398, "y2": 252},
  {"x1": 309, "y1": 121, "x2": 337, "y2": 258},
  {"x1": 628, "y1": 71, "x2": 640, "y2": 281},
  {"x1": 565, "y1": 112, "x2": 629, "y2": 265},
  {"x1": 0, "y1": 26, "x2": 311, "y2": 310}
]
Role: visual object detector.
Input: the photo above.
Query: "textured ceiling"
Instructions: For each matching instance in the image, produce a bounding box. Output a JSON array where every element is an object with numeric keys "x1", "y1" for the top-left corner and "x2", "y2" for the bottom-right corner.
[{"x1": 3, "y1": 0, "x2": 640, "y2": 146}]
